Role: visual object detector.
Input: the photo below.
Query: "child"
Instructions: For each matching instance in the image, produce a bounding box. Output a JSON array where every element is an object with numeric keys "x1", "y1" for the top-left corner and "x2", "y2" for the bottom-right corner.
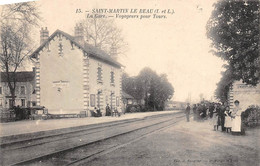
[{"x1": 224, "y1": 106, "x2": 232, "y2": 132}]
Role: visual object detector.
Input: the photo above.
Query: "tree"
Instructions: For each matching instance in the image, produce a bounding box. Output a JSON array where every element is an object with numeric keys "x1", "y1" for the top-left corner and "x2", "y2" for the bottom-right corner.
[
  {"x1": 78, "y1": 17, "x2": 128, "y2": 60},
  {"x1": 207, "y1": 1, "x2": 260, "y2": 101},
  {"x1": 122, "y1": 67, "x2": 174, "y2": 111},
  {"x1": 137, "y1": 67, "x2": 158, "y2": 110},
  {"x1": 0, "y1": 2, "x2": 40, "y2": 107},
  {"x1": 153, "y1": 74, "x2": 174, "y2": 110},
  {"x1": 215, "y1": 66, "x2": 233, "y2": 103},
  {"x1": 0, "y1": 2, "x2": 40, "y2": 25},
  {"x1": 122, "y1": 72, "x2": 141, "y2": 100}
]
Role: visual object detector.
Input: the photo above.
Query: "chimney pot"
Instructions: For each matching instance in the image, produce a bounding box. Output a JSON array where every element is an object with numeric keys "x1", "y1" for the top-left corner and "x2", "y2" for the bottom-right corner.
[
  {"x1": 40, "y1": 27, "x2": 49, "y2": 45},
  {"x1": 74, "y1": 24, "x2": 84, "y2": 45}
]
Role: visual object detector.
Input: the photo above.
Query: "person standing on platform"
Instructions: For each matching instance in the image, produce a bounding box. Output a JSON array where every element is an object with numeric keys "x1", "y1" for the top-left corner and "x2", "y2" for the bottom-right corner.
[
  {"x1": 231, "y1": 100, "x2": 244, "y2": 135},
  {"x1": 212, "y1": 103, "x2": 219, "y2": 130},
  {"x1": 105, "y1": 104, "x2": 111, "y2": 116},
  {"x1": 224, "y1": 106, "x2": 232, "y2": 132},
  {"x1": 185, "y1": 103, "x2": 191, "y2": 122},
  {"x1": 209, "y1": 103, "x2": 214, "y2": 118},
  {"x1": 196, "y1": 104, "x2": 202, "y2": 121},
  {"x1": 192, "y1": 104, "x2": 197, "y2": 121},
  {"x1": 219, "y1": 103, "x2": 227, "y2": 132},
  {"x1": 201, "y1": 103, "x2": 207, "y2": 119}
]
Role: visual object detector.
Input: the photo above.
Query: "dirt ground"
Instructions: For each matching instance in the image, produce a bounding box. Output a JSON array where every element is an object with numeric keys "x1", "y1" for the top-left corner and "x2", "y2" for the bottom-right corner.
[{"x1": 85, "y1": 118, "x2": 260, "y2": 166}]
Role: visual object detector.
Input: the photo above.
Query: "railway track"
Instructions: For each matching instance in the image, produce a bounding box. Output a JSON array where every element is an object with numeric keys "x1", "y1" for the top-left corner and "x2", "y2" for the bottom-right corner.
[
  {"x1": 69, "y1": 117, "x2": 185, "y2": 166},
  {"x1": 1, "y1": 112, "x2": 180, "y2": 150},
  {"x1": 0, "y1": 112, "x2": 185, "y2": 166}
]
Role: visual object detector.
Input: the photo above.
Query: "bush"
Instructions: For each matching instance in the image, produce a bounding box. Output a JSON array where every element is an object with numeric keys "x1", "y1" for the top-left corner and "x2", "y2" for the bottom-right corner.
[
  {"x1": 242, "y1": 105, "x2": 260, "y2": 127},
  {"x1": 0, "y1": 108, "x2": 16, "y2": 122}
]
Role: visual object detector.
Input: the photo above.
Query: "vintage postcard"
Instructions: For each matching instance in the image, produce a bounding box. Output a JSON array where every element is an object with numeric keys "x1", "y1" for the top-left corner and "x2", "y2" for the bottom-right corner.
[{"x1": 0, "y1": 0, "x2": 259, "y2": 165}]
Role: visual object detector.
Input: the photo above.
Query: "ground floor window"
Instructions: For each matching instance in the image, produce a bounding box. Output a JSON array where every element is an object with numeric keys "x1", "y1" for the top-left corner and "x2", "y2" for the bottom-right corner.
[
  {"x1": 116, "y1": 97, "x2": 119, "y2": 107},
  {"x1": 21, "y1": 99, "x2": 25, "y2": 107},
  {"x1": 9, "y1": 99, "x2": 14, "y2": 108},
  {"x1": 32, "y1": 101, "x2": 36, "y2": 106}
]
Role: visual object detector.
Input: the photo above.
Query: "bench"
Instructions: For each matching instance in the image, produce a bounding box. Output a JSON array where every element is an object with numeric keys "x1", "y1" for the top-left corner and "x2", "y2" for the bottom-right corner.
[
  {"x1": 226, "y1": 127, "x2": 232, "y2": 133},
  {"x1": 111, "y1": 109, "x2": 121, "y2": 117}
]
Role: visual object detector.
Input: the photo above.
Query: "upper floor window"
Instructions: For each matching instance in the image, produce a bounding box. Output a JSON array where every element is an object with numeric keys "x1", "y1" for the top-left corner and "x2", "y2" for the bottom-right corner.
[
  {"x1": 0, "y1": 87, "x2": 2, "y2": 94},
  {"x1": 97, "y1": 67, "x2": 102, "y2": 82},
  {"x1": 90, "y1": 94, "x2": 96, "y2": 107},
  {"x1": 20, "y1": 86, "x2": 25, "y2": 95},
  {"x1": 110, "y1": 71, "x2": 115, "y2": 84}
]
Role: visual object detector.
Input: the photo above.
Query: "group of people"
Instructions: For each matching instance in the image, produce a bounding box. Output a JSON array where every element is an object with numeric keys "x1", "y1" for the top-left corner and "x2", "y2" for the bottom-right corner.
[
  {"x1": 185, "y1": 100, "x2": 245, "y2": 135},
  {"x1": 92, "y1": 104, "x2": 120, "y2": 117}
]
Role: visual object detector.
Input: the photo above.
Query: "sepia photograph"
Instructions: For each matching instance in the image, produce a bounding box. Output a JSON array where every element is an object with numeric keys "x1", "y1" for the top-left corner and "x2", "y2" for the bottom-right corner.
[{"x1": 0, "y1": 0, "x2": 259, "y2": 165}]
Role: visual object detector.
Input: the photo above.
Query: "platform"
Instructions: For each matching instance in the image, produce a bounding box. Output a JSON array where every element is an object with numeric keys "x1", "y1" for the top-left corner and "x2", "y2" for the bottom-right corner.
[{"x1": 0, "y1": 110, "x2": 181, "y2": 137}]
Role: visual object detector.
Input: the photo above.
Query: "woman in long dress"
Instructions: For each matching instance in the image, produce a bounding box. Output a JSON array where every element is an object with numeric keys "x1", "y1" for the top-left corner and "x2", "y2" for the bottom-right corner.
[
  {"x1": 231, "y1": 100, "x2": 244, "y2": 135},
  {"x1": 212, "y1": 104, "x2": 219, "y2": 130}
]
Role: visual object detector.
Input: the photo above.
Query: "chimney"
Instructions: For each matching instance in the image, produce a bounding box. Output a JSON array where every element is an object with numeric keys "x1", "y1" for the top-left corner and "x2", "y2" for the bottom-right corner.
[
  {"x1": 109, "y1": 44, "x2": 117, "y2": 61},
  {"x1": 74, "y1": 23, "x2": 84, "y2": 46},
  {"x1": 40, "y1": 27, "x2": 49, "y2": 44}
]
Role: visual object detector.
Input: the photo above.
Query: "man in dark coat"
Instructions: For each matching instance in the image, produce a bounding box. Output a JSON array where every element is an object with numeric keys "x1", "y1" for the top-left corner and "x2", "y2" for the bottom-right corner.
[
  {"x1": 196, "y1": 103, "x2": 202, "y2": 121},
  {"x1": 185, "y1": 103, "x2": 191, "y2": 122},
  {"x1": 219, "y1": 103, "x2": 227, "y2": 132},
  {"x1": 209, "y1": 103, "x2": 214, "y2": 118},
  {"x1": 192, "y1": 104, "x2": 197, "y2": 121},
  {"x1": 105, "y1": 104, "x2": 111, "y2": 116},
  {"x1": 202, "y1": 103, "x2": 207, "y2": 119}
]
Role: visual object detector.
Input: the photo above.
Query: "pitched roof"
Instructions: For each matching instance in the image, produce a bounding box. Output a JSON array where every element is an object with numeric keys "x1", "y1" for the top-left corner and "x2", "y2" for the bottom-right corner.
[
  {"x1": 122, "y1": 91, "x2": 135, "y2": 99},
  {"x1": 0, "y1": 71, "x2": 35, "y2": 82},
  {"x1": 31, "y1": 29, "x2": 123, "y2": 68}
]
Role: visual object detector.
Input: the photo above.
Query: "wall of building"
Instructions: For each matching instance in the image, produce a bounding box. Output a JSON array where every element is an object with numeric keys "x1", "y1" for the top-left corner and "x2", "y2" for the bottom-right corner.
[
  {"x1": 38, "y1": 35, "x2": 84, "y2": 114},
  {"x1": 37, "y1": 33, "x2": 123, "y2": 116},
  {"x1": 228, "y1": 80, "x2": 260, "y2": 111},
  {"x1": 88, "y1": 57, "x2": 122, "y2": 115},
  {"x1": 0, "y1": 82, "x2": 36, "y2": 108}
]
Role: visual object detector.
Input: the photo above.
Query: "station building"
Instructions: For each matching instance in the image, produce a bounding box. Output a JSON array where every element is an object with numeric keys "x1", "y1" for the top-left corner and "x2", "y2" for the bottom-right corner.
[
  {"x1": 30, "y1": 25, "x2": 123, "y2": 116},
  {"x1": 228, "y1": 80, "x2": 260, "y2": 110}
]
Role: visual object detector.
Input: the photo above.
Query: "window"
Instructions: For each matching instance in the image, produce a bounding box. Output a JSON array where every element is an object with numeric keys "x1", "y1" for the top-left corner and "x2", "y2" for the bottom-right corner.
[
  {"x1": 97, "y1": 67, "x2": 102, "y2": 82},
  {"x1": 21, "y1": 99, "x2": 25, "y2": 107},
  {"x1": 90, "y1": 94, "x2": 96, "y2": 107},
  {"x1": 9, "y1": 99, "x2": 14, "y2": 108},
  {"x1": 0, "y1": 99, "x2": 2, "y2": 106},
  {"x1": 0, "y1": 87, "x2": 2, "y2": 94},
  {"x1": 20, "y1": 86, "x2": 25, "y2": 95},
  {"x1": 116, "y1": 97, "x2": 119, "y2": 107},
  {"x1": 110, "y1": 71, "x2": 115, "y2": 84}
]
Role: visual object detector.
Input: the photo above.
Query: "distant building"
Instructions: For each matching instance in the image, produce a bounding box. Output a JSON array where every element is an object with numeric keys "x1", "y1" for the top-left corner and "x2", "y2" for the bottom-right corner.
[
  {"x1": 30, "y1": 25, "x2": 124, "y2": 115},
  {"x1": 0, "y1": 71, "x2": 36, "y2": 108},
  {"x1": 122, "y1": 91, "x2": 135, "y2": 106},
  {"x1": 165, "y1": 101, "x2": 186, "y2": 110},
  {"x1": 228, "y1": 80, "x2": 260, "y2": 110}
]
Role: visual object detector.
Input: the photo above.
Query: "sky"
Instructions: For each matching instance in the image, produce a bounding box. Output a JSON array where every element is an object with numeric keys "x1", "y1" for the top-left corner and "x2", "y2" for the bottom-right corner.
[{"x1": 0, "y1": 0, "x2": 225, "y2": 102}]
